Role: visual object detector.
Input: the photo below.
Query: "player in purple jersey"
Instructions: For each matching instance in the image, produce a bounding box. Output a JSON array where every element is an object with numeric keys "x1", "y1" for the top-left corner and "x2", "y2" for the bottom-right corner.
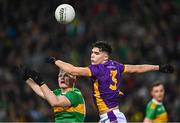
[{"x1": 45, "y1": 41, "x2": 174, "y2": 123}]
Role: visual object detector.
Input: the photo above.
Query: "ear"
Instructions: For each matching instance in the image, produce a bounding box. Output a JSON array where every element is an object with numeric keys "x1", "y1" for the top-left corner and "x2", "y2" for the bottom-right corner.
[{"x1": 104, "y1": 54, "x2": 109, "y2": 61}]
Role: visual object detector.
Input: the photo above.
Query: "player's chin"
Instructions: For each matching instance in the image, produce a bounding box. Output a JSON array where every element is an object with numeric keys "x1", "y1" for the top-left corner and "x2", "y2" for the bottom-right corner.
[
  {"x1": 59, "y1": 83, "x2": 67, "y2": 88},
  {"x1": 91, "y1": 61, "x2": 97, "y2": 65},
  {"x1": 157, "y1": 97, "x2": 164, "y2": 102},
  {"x1": 91, "y1": 62, "x2": 95, "y2": 65},
  {"x1": 60, "y1": 85, "x2": 68, "y2": 89}
]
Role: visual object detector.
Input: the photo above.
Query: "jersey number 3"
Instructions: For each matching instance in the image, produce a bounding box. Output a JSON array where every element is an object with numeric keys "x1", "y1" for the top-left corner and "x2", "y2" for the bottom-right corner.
[{"x1": 109, "y1": 70, "x2": 117, "y2": 90}]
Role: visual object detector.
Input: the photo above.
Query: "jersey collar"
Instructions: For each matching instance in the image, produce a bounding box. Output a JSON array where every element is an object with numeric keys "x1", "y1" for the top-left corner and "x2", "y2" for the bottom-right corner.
[{"x1": 152, "y1": 98, "x2": 162, "y2": 105}]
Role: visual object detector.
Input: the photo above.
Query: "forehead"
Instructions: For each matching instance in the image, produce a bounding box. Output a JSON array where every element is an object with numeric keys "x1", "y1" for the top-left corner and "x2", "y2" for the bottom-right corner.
[
  {"x1": 58, "y1": 71, "x2": 68, "y2": 76},
  {"x1": 152, "y1": 85, "x2": 164, "y2": 91},
  {"x1": 92, "y1": 47, "x2": 101, "y2": 52},
  {"x1": 58, "y1": 71, "x2": 76, "y2": 79}
]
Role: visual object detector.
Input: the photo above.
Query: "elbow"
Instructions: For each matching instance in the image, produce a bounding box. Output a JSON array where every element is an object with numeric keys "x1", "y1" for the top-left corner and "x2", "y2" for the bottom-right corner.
[
  {"x1": 136, "y1": 69, "x2": 144, "y2": 73},
  {"x1": 49, "y1": 103, "x2": 56, "y2": 107},
  {"x1": 137, "y1": 70, "x2": 146, "y2": 73},
  {"x1": 135, "y1": 66, "x2": 146, "y2": 73},
  {"x1": 49, "y1": 101, "x2": 60, "y2": 107},
  {"x1": 49, "y1": 100, "x2": 69, "y2": 107},
  {"x1": 46, "y1": 97, "x2": 60, "y2": 107}
]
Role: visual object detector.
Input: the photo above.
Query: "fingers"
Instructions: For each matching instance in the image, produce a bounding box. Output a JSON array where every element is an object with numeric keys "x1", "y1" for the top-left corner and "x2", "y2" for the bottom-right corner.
[
  {"x1": 44, "y1": 57, "x2": 56, "y2": 64},
  {"x1": 159, "y1": 64, "x2": 174, "y2": 73}
]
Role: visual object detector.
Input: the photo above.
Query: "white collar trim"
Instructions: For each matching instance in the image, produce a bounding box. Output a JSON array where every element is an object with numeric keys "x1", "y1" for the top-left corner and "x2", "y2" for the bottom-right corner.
[{"x1": 152, "y1": 99, "x2": 162, "y2": 105}]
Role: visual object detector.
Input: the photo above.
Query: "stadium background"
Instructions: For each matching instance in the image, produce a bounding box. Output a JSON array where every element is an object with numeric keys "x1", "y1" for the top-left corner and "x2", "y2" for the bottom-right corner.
[{"x1": 0, "y1": 0, "x2": 179, "y2": 122}]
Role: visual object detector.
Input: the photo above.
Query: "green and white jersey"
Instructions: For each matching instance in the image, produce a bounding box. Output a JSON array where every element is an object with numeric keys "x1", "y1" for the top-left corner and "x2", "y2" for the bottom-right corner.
[
  {"x1": 145, "y1": 99, "x2": 168, "y2": 122},
  {"x1": 53, "y1": 88, "x2": 85, "y2": 122}
]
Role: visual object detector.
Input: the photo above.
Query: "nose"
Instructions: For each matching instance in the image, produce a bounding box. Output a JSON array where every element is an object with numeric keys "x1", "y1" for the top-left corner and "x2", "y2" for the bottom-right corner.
[{"x1": 91, "y1": 53, "x2": 94, "y2": 58}]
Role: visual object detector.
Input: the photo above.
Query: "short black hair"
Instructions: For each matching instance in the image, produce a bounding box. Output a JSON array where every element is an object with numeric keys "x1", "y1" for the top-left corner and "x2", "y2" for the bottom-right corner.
[
  {"x1": 150, "y1": 81, "x2": 164, "y2": 91},
  {"x1": 92, "y1": 41, "x2": 112, "y2": 55}
]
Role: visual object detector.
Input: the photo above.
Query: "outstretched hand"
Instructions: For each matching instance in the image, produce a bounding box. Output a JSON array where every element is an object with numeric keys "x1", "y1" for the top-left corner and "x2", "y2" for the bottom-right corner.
[
  {"x1": 17, "y1": 65, "x2": 32, "y2": 81},
  {"x1": 159, "y1": 64, "x2": 174, "y2": 73},
  {"x1": 29, "y1": 69, "x2": 45, "y2": 86},
  {"x1": 17, "y1": 65, "x2": 45, "y2": 86},
  {"x1": 45, "y1": 57, "x2": 56, "y2": 64}
]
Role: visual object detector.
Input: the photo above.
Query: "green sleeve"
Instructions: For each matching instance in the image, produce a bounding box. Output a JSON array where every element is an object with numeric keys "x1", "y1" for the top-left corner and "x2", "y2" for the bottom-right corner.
[
  {"x1": 145, "y1": 102, "x2": 156, "y2": 119},
  {"x1": 53, "y1": 89, "x2": 61, "y2": 96},
  {"x1": 64, "y1": 91, "x2": 83, "y2": 107}
]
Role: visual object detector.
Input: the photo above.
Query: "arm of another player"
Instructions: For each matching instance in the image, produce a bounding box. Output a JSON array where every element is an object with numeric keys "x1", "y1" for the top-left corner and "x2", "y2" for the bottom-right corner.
[
  {"x1": 55, "y1": 60, "x2": 90, "y2": 76},
  {"x1": 45, "y1": 57, "x2": 91, "y2": 76},
  {"x1": 26, "y1": 79, "x2": 45, "y2": 99},
  {"x1": 124, "y1": 64, "x2": 174, "y2": 73},
  {"x1": 124, "y1": 65, "x2": 159, "y2": 73},
  {"x1": 143, "y1": 118, "x2": 153, "y2": 123}
]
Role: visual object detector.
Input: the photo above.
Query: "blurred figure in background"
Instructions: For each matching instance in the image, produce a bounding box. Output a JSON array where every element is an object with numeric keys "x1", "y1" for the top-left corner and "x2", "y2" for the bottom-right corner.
[{"x1": 144, "y1": 81, "x2": 168, "y2": 123}]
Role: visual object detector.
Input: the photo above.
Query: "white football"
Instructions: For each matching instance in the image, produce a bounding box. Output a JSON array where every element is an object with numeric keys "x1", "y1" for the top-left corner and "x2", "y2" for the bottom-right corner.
[{"x1": 55, "y1": 4, "x2": 75, "y2": 24}]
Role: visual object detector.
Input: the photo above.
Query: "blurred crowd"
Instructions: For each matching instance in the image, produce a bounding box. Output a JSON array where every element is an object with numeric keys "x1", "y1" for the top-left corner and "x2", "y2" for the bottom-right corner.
[{"x1": 0, "y1": 0, "x2": 180, "y2": 122}]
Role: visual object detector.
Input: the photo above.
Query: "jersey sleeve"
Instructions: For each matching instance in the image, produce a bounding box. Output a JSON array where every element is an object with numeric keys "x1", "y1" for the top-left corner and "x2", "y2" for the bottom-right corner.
[
  {"x1": 118, "y1": 63, "x2": 125, "y2": 73},
  {"x1": 88, "y1": 64, "x2": 103, "y2": 77},
  {"x1": 64, "y1": 91, "x2": 82, "y2": 107},
  {"x1": 145, "y1": 102, "x2": 157, "y2": 119},
  {"x1": 53, "y1": 89, "x2": 61, "y2": 96}
]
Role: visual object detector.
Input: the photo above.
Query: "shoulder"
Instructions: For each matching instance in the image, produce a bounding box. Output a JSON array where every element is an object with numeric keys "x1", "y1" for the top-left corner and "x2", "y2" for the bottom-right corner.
[
  {"x1": 147, "y1": 100, "x2": 157, "y2": 110},
  {"x1": 88, "y1": 64, "x2": 104, "y2": 68},
  {"x1": 88, "y1": 64, "x2": 104, "y2": 76},
  {"x1": 65, "y1": 88, "x2": 84, "y2": 106},
  {"x1": 109, "y1": 60, "x2": 125, "y2": 72},
  {"x1": 108, "y1": 60, "x2": 124, "y2": 67},
  {"x1": 67, "y1": 88, "x2": 83, "y2": 97},
  {"x1": 53, "y1": 88, "x2": 61, "y2": 95}
]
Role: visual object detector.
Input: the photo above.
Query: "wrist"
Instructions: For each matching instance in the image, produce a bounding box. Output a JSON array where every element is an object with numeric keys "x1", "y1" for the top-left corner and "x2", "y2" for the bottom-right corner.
[
  {"x1": 158, "y1": 65, "x2": 160, "y2": 71},
  {"x1": 55, "y1": 60, "x2": 60, "y2": 65},
  {"x1": 39, "y1": 81, "x2": 45, "y2": 86},
  {"x1": 54, "y1": 60, "x2": 57, "y2": 64}
]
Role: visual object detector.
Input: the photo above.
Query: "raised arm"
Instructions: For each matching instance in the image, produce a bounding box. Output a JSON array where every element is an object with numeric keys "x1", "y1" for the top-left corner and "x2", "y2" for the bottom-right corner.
[
  {"x1": 45, "y1": 57, "x2": 90, "y2": 76},
  {"x1": 26, "y1": 79, "x2": 45, "y2": 99},
  {"x1": 124, "y1": 64, "x2": 174, "y2": 73},
  {"x1": 18, "y1": 66, "x2": 72, "y2": 107},
  {"x1": 28, "y1": 69, "x2": 72, "y2": 107},
  {"x1": 143, "y1": 117, "x2": 153, "y2": 123},
  {"x1": 17, "y1": 66, "x2": 45, "y2": 99}
]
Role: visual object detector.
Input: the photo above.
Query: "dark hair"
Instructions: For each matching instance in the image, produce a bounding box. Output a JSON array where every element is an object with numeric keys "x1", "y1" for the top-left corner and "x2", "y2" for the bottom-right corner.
[
  {"x1": 92, "y1": 41, "x2": 112, "y2": 55},
  {"x1": 150, "y1": 81, "x2": 164, "y2": 91}
]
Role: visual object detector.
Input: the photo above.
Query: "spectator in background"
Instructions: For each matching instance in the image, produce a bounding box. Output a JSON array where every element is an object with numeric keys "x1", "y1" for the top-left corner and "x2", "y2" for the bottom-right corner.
[{"x1": 144, "y1": 81, "x2": 168, "y2": 123}]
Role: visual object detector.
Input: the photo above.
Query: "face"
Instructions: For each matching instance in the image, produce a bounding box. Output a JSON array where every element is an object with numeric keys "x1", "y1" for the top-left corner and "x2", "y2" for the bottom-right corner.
[
  {"x1": 58, "y1": 71, "x2": 75, "y2": 89},
  {"x1": 151, "y1": 85, "x2": 165, "y2": 102},
  {"x1": 91, "y1": 47, "x2": 108, "y2": 65}
]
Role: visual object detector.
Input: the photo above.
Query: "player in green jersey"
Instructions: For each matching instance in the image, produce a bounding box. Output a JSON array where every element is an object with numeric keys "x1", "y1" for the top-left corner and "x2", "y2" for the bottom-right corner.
[
  {"x1": 19, "y1": 67, "x2": 85, "y2": 122},
  {"x1": 144, "y1": 81, "x2": 168, "y2": 123}
]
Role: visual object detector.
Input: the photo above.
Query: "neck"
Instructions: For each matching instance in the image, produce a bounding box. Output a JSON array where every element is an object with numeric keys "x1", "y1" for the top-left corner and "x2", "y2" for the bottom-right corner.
[
  {"x1": 102, "y1": 59, "x2": 108, "y2": 64},
  {"x1": 61, "y1": 87, "x2": 73, "y2": 93},
  {"x1": 152, "y1": 98, "x2": 162, "y2": 104}
]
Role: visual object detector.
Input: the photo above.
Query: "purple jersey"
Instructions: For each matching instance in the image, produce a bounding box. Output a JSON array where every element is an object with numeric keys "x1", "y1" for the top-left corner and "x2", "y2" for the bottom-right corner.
[{"x1": 88, "y1": 60, "x2": 125, "y2": 113}]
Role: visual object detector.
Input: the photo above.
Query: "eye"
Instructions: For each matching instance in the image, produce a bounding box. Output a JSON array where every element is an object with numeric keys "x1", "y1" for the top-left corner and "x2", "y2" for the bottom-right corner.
[
  {"x1": 94, "y1": 52, "x2": 100, "y2": 55},
  {"x1": 58, "y1": 74, "x2": 62, "y2": 77},
  {"x1": 63, "y1": 74, "x2": 68, "y2": 77}
]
